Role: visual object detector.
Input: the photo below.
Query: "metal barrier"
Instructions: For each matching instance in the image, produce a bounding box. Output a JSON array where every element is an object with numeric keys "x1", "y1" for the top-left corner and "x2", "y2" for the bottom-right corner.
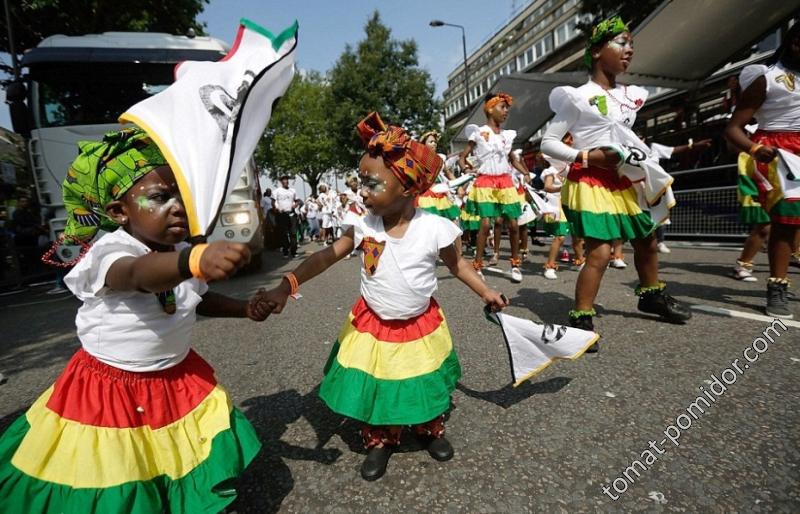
[{"x1": 664, "y1": 163, "x2": 751, "y2": 239}]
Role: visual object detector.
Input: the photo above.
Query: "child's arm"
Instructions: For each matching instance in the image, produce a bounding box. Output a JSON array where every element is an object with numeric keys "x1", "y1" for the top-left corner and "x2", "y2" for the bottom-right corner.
[
  {"x1": 197, "y1": 290, "x2": 273, "y2": 321},
  {"x1": 439, "y1": 243, "x2": 508, "y2": 311},
  {"x1": 543, "y1": 174, "x2": 560, "y2": 193},
  {"x1": 459, "y1": 141, "x2": 476, "y2": 172},
  {"x1": 262, "y1": 227, "x2": 356, "y2": 313},
  {"x1": 105, "y1": 241, "x2": 250, "y2": 293}
]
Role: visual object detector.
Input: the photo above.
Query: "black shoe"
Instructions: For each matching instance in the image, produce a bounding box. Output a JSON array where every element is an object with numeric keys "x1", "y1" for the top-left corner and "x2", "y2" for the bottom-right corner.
[
  {"x1": 360, "y1": 446, "x2": 392, "y2": 481},
  {"x1": 424, "y1": 436, "x2": 454, "y2": 462},
  {"x1": 531, "y1": 238, "x2": 547, "y2": 247},
  {"x1": 570, "y1": 314, "x2": 598, "y2": 353},
  {"x1": 766, "y1": 280, "x2": 794, "y2": 319},
  {"x1": 638, "y1": 288, "x2": 692, "y2": 323}
]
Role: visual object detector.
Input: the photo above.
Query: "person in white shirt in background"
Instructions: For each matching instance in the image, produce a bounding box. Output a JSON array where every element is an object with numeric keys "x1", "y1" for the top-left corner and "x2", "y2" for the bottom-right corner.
[
  {"x1": 274, "y1": 174, "x2": 298, "y2": 258},
  {"x1": 318, "y1": 184, "x2": 333, "y2": 245},
  {"x1": 459, "y1": 92, "x2": 530, "y2": 283},
  {"x1": 303, "y1": 195, "x2": 321, "y2": 241}
]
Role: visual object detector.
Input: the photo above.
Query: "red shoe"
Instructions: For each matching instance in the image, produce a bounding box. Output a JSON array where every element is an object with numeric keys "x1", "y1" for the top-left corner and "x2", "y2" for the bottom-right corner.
[{"x1": 559, "y1": 249, "x2": 570, "y2": 263}]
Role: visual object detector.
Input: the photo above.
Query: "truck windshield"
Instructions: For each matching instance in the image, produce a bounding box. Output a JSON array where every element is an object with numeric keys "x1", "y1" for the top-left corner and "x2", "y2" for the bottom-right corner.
[{"x1": 30, "y1": 62, "x2": 175, "y2": 127}]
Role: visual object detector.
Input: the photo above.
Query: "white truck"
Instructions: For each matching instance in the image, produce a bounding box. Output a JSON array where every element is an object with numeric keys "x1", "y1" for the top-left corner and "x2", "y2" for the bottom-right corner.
[{"x1": 15, "y1": 30, "x2": 264, "y2": 263}]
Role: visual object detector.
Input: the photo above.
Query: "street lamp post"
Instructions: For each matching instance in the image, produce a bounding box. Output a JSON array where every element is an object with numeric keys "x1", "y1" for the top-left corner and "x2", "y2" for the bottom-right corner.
[{"x1": 429, "y1": 20, "x2": 470, "y2": 111}]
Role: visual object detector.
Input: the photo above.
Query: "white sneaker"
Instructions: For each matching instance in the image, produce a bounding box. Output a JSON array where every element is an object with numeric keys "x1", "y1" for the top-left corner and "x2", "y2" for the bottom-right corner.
[
  {"x1": 732, "y1": 265, "x2": 757, "y2": 282},
  {"x1": 609, "y1": 258, "x2": 627, "y2": 269},
  {"x1": 510, "y1": 267, "x2": 522, "y2": 283},
  {"x1": 488, "y1": 253, "x2": 500, "y2": 266},
  {"x1": 657, "y1": 242, "x2": 671, "y2": 254},
  {"x1": 543, "y1": 268, "x2": 558, "y2": 280}
]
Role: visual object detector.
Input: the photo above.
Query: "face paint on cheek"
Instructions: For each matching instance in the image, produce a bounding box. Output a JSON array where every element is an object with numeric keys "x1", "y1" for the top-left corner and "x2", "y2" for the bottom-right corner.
[
  {"x1": 135, "y1": 195, "x2": 150, "y2": 210},
  {"x1": 155, "y1": 197, "x2": 180, "y2": 216}
]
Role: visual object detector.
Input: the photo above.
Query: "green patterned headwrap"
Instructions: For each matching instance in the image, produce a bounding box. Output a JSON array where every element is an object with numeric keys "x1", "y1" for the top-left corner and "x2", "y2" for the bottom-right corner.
[
  {"x1": 62, "y1": 126, "x2": 167, "y2": 241},
  {"x1": 584, "y1": 16, "x2": 630, "y2": 69}
]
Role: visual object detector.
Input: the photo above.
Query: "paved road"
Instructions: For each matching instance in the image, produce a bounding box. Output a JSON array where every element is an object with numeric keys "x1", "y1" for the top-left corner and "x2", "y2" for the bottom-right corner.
[{"x1": 1, "y1": 241, "x2": 798, "y2": 513}]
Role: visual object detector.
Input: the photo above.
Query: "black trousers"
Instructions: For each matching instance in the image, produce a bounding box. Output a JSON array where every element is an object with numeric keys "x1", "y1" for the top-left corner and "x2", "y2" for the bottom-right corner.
[{"x1": 276, "y1": 212, "x2": 298, "y2": 255}]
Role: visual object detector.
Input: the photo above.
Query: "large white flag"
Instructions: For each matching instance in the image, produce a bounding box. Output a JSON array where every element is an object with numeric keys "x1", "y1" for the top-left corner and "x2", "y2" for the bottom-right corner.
[
  {"x1": 485, "y1": 309, "x2": 599, "y2": 387},
  {"x1": 120, "y1": 19, "x2": 297, "y2": 239}
]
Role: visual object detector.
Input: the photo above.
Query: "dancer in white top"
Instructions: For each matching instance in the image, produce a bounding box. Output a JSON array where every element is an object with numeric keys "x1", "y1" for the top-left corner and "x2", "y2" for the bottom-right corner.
[
  {"x1": 725, "y1": 23, "x2": 800, "y2": 319},
  {"x1": 459, "y1": 93, "x2": 530, "y2": 282},
  {"x1": 540, "y1": 16, "x2": 691, "y2": 349}
]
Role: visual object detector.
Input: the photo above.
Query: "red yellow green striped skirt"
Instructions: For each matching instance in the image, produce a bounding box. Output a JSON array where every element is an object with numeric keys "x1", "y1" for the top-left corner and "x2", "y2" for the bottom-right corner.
[
  {"x1": 416, "y1": 189, "x2": 460, "y2": 220},
  {"x1": 466, "y1": 174, "x2": 523, "y2": 220},
  {"x1": 737, "y1": 152, "x2": 771, "y2": 225},
  {"x1": 460, "y1": 206, "x2": 480, "y2": 231},
  {"x1": 562, "y1": 164, "x2": 655, "y2": 240},
  {"x1": 0, "y1": 349, "x2": 260, "y2": 514},
  {"x1": 746, "y1": 130, "x2": 800, "y2": 225},
  {"x1": 543, "y1": 201, "x2": 570, "y2": 237},
  {"x1": 319, "y1": 297, "x2": 461, "y2": 426}
]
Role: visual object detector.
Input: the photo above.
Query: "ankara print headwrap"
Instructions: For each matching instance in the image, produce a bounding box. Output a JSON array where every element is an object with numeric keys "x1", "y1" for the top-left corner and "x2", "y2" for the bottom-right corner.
[
  {"x1": 484, "y1": 93, "x2": 514, "y2": 113},
  {"x1": 356, "y1": 112, "x2": 443, "y2": 195},
  {"x1": 584, "y1": 16, "x2": 630, "y2": 69},
  {"x1": 62, "y1": 126, "x2": 167, "y2": 241}
]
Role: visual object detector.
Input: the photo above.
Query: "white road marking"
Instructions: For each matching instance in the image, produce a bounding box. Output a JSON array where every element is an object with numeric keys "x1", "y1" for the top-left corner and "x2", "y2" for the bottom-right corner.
[{"x1": 690, "y1": 304, "x2": 800, "y2": 328}]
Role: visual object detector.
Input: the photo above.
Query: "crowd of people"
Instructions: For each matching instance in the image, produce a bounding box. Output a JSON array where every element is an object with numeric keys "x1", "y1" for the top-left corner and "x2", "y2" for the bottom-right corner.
[{"x1": 0, "y1": 14, "x2": 798, "y2": 514}]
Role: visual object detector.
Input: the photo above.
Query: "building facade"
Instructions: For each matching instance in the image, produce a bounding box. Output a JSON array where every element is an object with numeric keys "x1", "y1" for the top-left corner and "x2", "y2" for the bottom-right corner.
[{"x1": 443, "y1": 0, "x2": 586, "y2": 137}]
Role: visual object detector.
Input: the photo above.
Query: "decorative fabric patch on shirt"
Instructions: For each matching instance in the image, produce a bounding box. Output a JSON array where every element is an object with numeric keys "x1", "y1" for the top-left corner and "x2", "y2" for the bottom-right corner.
[
  {"x1": 775, "y1": 72, "x2": 796, "y2": 92},
  {"x1": 481, "y1": 131, "x2": 491, "y2": 142},
  {"x1": 589, "y1": 95, "x2": 608, "y2": 115},
  {"x1": 360, "y1": 237, "x2": 386, "y2": 276}
]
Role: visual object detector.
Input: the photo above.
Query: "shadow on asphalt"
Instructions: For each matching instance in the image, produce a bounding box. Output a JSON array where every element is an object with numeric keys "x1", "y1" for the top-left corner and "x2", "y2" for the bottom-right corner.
[
  {"x1": 232, "y1": 386, "x2": 343, "y2": 514},
  {"x1": 456, "y1": 376, "x2": 571, "y2": 409}
]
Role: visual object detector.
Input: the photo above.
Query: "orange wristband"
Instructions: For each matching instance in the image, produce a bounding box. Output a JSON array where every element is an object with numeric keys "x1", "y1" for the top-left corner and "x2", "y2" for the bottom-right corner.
[
  {"x1": 284, "y1": 272, "x2": 299, "y2": 295},
  {"x1": 749, "y1": 143, "x2": 764, "y2": 156},
  {"x1": 188, "y1": 244, "x2": 209, "y2": 280}
]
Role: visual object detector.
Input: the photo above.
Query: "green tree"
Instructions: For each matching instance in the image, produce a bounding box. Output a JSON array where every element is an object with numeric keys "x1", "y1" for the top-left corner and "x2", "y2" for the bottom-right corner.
[
  {"x1": 257, "y1": 71, "x2": 338, "y2": 196},
  {"x1": 1, "y1": 0, "x2": 209, "y2": 75},
  {"x1": 328, "y1": 11, "x2": 443, "y2": 168}
]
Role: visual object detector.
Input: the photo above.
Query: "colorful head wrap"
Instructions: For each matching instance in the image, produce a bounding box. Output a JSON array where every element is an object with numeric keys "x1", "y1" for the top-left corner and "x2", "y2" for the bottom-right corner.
[
  {"x1": 484, "y1": 93, "x2": 513, "y2": 113},
  {"x1": 584, "y1": 16, "x2": 630, "y2": 69},
  {"x1": 356, "y1": 112, "x2": 443, "y2": 195},
  {"x1": 419, "y1": 130, "x2": 440, "y2": 145},
  {"x1": 63, "y1": 126, "x2": 167, "y2": 241}
]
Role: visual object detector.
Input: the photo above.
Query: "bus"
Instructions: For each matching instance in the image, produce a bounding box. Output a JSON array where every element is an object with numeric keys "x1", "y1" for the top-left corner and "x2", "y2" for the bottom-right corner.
[{"x1": 13, "y1": 30, "x2": 264, "y2": 263}]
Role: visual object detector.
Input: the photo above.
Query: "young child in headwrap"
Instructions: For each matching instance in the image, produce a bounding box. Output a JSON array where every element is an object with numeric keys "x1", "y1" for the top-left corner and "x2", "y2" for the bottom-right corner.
[
  {"x1": 262, "y1": 112, "x2": 508, "y2": 481},
  {"x1": 0, "y1": 127, "x2": 273, "y2": 514}
]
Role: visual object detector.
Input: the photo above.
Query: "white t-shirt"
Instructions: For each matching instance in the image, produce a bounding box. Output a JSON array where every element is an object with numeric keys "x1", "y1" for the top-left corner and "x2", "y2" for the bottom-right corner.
[
  {"x1": 63, "y1": 229, "x2": 208, "y2": 372},
  {"x1": 346, "y1": 209, "x2": 462, "y2": 320},
  {"x1": 304, "y1": 201, "x2": 319, "y2": 219},
  {"x1": 739, "y1": 63, "x2": 800, "y2": 131},
  {"x1": 541, "y1": 80, "x2": 649, "y2": 164},
  {"x1": 465, "y1": 124, "x2": 516, "y2": 176},
  {"x1": 274, "y1": 187, "x2": 296, "y2": 213},
  {"x1": 649, "y1": 142, "x2": 674, "y2": 161}
]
